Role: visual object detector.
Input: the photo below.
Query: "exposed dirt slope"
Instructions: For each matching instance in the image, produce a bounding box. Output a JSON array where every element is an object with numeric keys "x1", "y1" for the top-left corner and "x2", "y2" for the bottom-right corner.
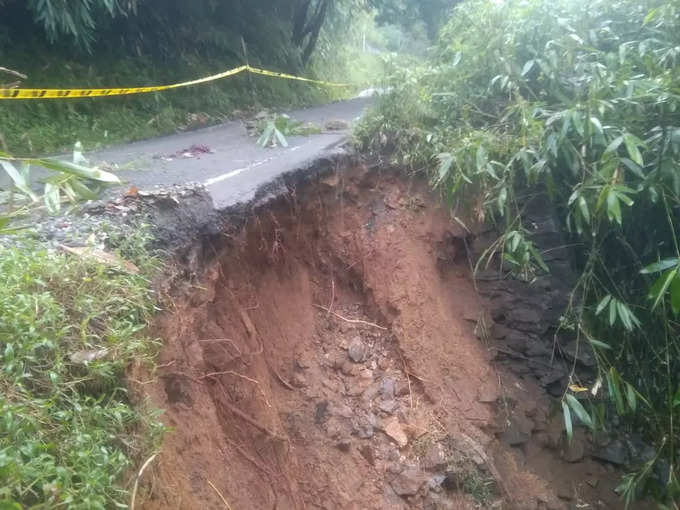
[{"x1": 133, "y1": 165, "x2": 640, "y2": 509}]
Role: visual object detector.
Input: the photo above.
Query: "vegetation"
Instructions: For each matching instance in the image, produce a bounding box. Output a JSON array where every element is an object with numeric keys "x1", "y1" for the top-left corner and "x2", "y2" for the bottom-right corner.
[
  {"x1": 0, "y1": 231, "x2": 162, "y2": 509},
  {"x1": 358, "y1": 0, "x2": 680, "y2": 505},
  {"x1": 0, "y1": 0, "x2": 434, "y2": 156}
]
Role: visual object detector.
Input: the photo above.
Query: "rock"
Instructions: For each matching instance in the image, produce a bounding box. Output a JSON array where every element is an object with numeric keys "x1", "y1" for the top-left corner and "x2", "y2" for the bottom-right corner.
[
  {"x1": 556, "y1": 484, "x2": 573, "y2": 501},
  {"x1": 341, "y1": 361, "x2": 360, "y2": 376},
  {"x1": 390, "y1": 467, "x2": 427, "y2": 496},
  {"x1": 387, "y1": 462, "x2": 404, "y2": 474},
  {"x1": 315, "y1": 401, "x2": 329, "y2": 425},
  {"x1": 336, "y1": 439, "x2": 352, "y2": 452},
  {"x1": 331, "y1": 402, "x2": 354, "y2": 419},
  {"x1": 500, "y1": 416, "x2": 533, "y2": 446},
  {"x1": 379, "y1": 399, "x2": 398, "y2": 414},
  {"x1": 346, "y1": 378, "x2": 371, "y2": 396},
  {"x1": 382, "y1": 417, "x2": 409, "y2": 448},
  {"x1": 291, "y1": 372, "x2": 308, "y2": 388},
  {"x1": 592, "y1": 440, "x2": 627, "y2": 466},
  {"x1": 427, "y1": 474, "x2": 446, "y2": 492},
  {"x1": 354, "y1": 412, "x2": 376, "y2": 439},
  {"x1": 477, "y1": 381, "x2": 500, "y2": 403},
  {"x1": 421, "y1": 443, "x2": 448, "y2": 471},
  {"x1": 381, "y1": 378, "x2": 396, "y2": 399},
  {"x1": 360, "y1": 445, "x2": 376, "y2": 466},
  {"x1": 348, "y1": 336, "x2": 368, "y2": 363},
  {"x1": 561, "y1": 437, "x2": 585, "y2": 463},
  {"x1": 325, "y1": 119, "x2": 350, "y2": 131},
  {"x1": 361, "y1": 382, "x2": 382, "y2": 401},
  {"x1": 395, "y1": 381, "x2": 410, "y2": 397}
]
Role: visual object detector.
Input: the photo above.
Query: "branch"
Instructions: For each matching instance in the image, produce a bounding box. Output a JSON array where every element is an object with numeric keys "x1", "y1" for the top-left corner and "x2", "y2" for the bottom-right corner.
[{"x1": 0, "y1": 67, "x2": 27, "y2": 80}]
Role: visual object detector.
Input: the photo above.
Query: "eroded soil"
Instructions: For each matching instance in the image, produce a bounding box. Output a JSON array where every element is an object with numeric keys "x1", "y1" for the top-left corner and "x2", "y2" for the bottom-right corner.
[{"x1": 133, "y1": 165, "x2": 640, "y2": 509}]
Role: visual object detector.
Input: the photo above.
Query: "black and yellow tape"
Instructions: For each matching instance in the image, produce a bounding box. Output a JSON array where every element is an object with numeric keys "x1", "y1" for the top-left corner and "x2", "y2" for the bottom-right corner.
[{"x1": 0, "y1": 65, "x2": 351, "y2": 100}]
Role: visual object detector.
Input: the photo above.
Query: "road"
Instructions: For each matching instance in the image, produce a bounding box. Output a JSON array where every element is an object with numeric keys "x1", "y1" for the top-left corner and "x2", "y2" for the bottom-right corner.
[{"x1": 91, "y1": 97, "x2": 372, "y2": 209}]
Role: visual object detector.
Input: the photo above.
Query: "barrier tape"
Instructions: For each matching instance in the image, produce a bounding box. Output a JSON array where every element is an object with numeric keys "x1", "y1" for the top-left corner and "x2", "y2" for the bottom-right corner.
[{"x1": 0, "y1": 65, "x2": 351, "y2": 100}]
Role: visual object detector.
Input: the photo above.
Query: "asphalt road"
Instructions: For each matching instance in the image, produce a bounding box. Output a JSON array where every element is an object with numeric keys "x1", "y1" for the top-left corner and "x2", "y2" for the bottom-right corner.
[{"x1": 90, "y1": 97, "x2": 372, "y2": 209}]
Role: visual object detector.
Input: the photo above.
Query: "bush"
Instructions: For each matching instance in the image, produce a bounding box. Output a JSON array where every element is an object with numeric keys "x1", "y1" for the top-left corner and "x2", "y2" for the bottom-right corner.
[
  {"x1": 358, "y1": 0, "x2": 680, "y2": 505},
  {"x1": 0, "y1": 238, "x2": 162, "y2": 509}
]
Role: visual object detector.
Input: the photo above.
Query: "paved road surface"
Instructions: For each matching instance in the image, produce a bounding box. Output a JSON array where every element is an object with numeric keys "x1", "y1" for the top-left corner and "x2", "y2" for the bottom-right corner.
[{"x1": 90, "y1": 97, "x2": 371, "y2": 209}]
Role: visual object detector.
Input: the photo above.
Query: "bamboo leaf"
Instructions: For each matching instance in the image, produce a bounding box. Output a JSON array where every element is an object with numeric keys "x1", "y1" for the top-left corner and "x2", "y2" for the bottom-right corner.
[
  {"x1": 578, "y1": 195, "x2": 590, "y2": 224},
  {"x1": 640, "y1": 258, "x2": 679, "y2": 274},
  {"x1": 649, "y1": 268, "x2": 677, "y2": 311},
  {"x1": 562, "y1": 400, "x2": 573, "y2": 441},
  {"x1": 623, "y1": 133, "x2": 644, "y2": 166},
  {"x1": 566, "y1": 393, "x2": 594, "y2": 429},
  {"x1": 671, "y1": 274, "x2": 680, "y2": 315},
  {"x1": 596, "y1": 295, "x2": 611, "y2": 315}
]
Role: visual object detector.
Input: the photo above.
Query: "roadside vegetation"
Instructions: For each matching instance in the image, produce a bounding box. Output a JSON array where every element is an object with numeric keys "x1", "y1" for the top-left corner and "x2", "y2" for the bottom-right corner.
[
  {"x1": 0, "y1": 0, "x2": 412, "y2": 156},
  {"x1": 358, "y1": 0, "x2": 680, "y2": 505},
  {"x1": 0, "y1": 229, "x2": 162, "y2": 509}
]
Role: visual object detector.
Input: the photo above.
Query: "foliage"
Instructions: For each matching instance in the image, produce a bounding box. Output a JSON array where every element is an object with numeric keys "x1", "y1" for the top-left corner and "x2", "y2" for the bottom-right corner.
[
  {"x1": 0, "y1": 232, "x2": 162, "y2": 509},
  {"x1": 358, "y1": 0, "x2": 680, "y2": 505},
  {"x1": 255, "y1": 114, "x2": 321, "y2": 148}
]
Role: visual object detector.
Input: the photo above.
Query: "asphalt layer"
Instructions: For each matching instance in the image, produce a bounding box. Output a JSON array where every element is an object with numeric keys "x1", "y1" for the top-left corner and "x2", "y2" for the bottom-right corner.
[{"x1": 91, "y1": 97, "x2": 372, "y2": 209}]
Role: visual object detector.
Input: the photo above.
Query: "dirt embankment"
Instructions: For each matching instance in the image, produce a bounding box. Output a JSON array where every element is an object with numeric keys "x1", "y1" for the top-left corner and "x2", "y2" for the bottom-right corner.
[{"x1": 133, "y1": 164, "x2": 640, "y2": 510}]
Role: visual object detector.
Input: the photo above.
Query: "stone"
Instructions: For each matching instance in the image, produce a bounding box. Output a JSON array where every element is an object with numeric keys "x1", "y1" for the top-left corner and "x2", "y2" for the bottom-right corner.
[
  {"x1": 315, "y1": 401, "x2": 329, "y2": 425},
  {"x1": 500, "y1": 416, "x2": 533, "y2": 446},
  {"x1": 341, "y1": 361, "x2": 360, "y2": 376},
  {"x1": 360, "y1": 444, "x2": 376, "y2": 466},
  {"x1": 378, "y1": 399, "x2": 398, "y2": 414},
  {"x1": 325, "y1": 119, "x2": 350, "y2": 131},
  {"x1": 421, "y1": 443, "x2": 448, "y2": 471},
  {"x1": 381, "y1": 378, "x2": 396, "y2": 399},
  {"x1": 382, "y1": 417, "x2": 409, "y2": 448},
  {"x1": 395, "y1": 381, "x2": 410, "y2": 397},
  {"x1": 336, "y1": 439, "x2": 352, "y2": 452},
  {"x1": 390, "y1": 467, "x2": 427, "y2": 496},
  {"x1": 331, "y1": 402, "x2": 354, "y2": 419},
  {"x1": 348, "y1": 336, "x2": 368, "y2": 363},
  {"x1": 477, "y1": 381, "x2": 500, "y2": 403},
  {"x1": 561, "y1": 437, "x2": 585, "y2": 463},
  {"x1": 291, "y1": 372, "x2": 308, "y2": 388},
  {"x1": 592, "y1": 440, "x2": 627, "y2": 466}
]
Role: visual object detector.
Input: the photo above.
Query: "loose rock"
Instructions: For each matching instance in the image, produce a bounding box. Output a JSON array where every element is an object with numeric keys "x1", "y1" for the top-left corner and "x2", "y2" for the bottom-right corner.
[
  {"x1": 390, "y1": 467, "x2": 427, "y2": 496},
  {"x1": 382, "y1": 417, "x2": 409, "y2": 448},
  {"x1": 348, "y1": 336, "x2": 368, "y2": 363}
]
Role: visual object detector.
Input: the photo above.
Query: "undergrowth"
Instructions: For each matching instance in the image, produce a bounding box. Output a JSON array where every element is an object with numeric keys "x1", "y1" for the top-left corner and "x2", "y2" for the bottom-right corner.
[
  {"x1": 358, "y1": 0, "x2": 680, "y2": 506},
  {"x1": 0, "y1": 228, "x2": 163, "y2": 509}
]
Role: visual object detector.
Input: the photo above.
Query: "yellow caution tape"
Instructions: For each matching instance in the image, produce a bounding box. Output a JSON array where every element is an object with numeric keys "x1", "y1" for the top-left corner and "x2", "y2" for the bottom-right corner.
[{"x1": 0, "y1": 65, "x2": 351, "y2": 100}]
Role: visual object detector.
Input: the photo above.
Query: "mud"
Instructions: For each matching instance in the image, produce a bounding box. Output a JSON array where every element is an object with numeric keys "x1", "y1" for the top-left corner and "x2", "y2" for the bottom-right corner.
[{"x1": 133, "y1": 164, "x2": 646, "y2": 510}]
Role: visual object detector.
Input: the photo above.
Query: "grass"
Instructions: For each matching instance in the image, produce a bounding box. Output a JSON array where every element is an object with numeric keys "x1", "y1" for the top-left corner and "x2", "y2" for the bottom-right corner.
[
  {"x1": 0, "y1": 226, "x2": 163, "y2": 509},
  {"x1": 0, "y1": 49, "x2": 352, "y2": 157}
]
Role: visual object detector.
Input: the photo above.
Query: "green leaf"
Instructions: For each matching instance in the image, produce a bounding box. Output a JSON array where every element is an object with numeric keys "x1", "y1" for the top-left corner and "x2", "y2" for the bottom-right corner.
[
  {"x1": 0, "y1": 160, "x2": 38, "y2": 202},
  {"x1": 616, "y1": 300, "x2": 633, "y2": 330},
  {"x1": 604, "y1": 136, "x2": 624, "y2": 155},
  {"x1": 476, "y1": 146, "x2": 488, "y2": 172},
  {"x1": 589, "y1": 117, "x2": 603, "y2": 136},
  {"x1": 436, "y1": 153, "x2": 454, "y2": 184},
  {"x1": 528, "y1": 243, "x2": 549, "y2": 272},
  {"x1": 588, "y1": 337, "x2": 612, "y2": 350},
  {"x1": 671, "y1": 274, "x2": 680, "y2": 315},
  {"x1": 609, "y1": 298, "x2": 617, "y2": 326},
  {"x1": 578, "y1": 195, "x2": 590, "y2": 224},
  {"x1": 649, "y1": 268, "x2": 677, "y2": 311},
  {"x1": 566, "y1": 393, "x2": 594, "y2": 429},
  {"x1": 623, "y1": 133, "x2": 644, "y2": 166},
  {"x1": 562, "y1": 400, "x2": 573, "y2": 441},
  {"x1": 640, "y1": 258, "x2": 679, "y2": 274},
  {"x1": 625, "y1": 383, "x2": 637, "y2": 412},
  {"x1": 274, "y1": 127, "x2": 289, "y2": 148},
  {"x1": 44, "y1": 182, "x2": 61, "y2": 214},
  {"x1": 620, "y1": 158, "x2": 645, "y2": 179},
  {"x1": 30, "y1": 158, "x2": 120, "y2": 184},
  {"x1": 606, "y1": 190, "x2": 622, "y2": 225},
  {"x1": 608, "y1": 369, "x2": 625, "y2": 415},
  {"x1": 596, "y1": 295, "x2": 612, "y2": 315},
  {"x1": 521, "y1": 59, "x2": 535, "y2": 76}
]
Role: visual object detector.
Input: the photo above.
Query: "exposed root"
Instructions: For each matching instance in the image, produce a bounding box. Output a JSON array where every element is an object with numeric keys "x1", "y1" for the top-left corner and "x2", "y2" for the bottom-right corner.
[
  {"x1": 207, "y1": 479, "x2": 234, "y2": 510},
  {"x1": 311, "y1": 304, "x2": 387, "y2": 330},
  {"x1": 130, "y1": 453, "x2": 157, "y2": 510}
]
